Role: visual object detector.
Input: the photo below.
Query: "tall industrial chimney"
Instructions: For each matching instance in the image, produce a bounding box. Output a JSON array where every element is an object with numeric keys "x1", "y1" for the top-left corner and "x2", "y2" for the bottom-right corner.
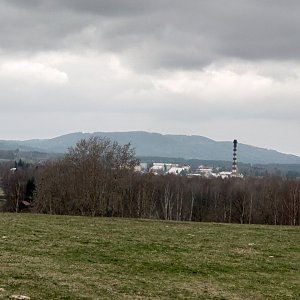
[{"x1": 232, "y1": 139, "x2": 238, "y2": 177}]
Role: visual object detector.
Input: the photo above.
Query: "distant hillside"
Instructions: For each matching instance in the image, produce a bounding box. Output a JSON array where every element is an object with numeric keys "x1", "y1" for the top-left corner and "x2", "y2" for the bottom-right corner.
[{"x1": 0, "y1": 131, "x2": 300, "y2": 165}]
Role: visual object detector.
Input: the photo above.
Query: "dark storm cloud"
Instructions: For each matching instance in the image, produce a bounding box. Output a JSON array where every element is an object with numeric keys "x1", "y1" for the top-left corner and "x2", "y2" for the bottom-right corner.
[{"x1": 1, "y1": 0, "x2": 300, "y2": 70}]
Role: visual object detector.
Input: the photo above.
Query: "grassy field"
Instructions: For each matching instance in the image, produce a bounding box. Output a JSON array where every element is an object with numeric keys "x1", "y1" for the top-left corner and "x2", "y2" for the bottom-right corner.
[{"x1": 0, "y1": 214, "x2": 299, "y2": 299}]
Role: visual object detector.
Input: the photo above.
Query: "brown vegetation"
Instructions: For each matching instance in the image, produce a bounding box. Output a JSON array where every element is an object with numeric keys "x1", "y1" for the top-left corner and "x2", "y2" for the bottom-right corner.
[{"x1": 1, "y1": 137, "x2": 299, "y2": 225}]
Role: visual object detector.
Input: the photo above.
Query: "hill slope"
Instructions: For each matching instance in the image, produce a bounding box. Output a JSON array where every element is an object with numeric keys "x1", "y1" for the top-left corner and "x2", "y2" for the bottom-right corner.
[
  {"x1": 0, "y1": 214, "x2": 299, "y2": 299},
  {"x1": 0, "y1": 131, "x2": 299, "y2": 164}
]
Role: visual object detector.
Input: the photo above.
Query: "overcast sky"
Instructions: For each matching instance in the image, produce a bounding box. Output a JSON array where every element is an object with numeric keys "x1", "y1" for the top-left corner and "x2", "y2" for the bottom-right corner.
[{"x1": 0, "y1": 0, "x2": 299, "y2": 155}]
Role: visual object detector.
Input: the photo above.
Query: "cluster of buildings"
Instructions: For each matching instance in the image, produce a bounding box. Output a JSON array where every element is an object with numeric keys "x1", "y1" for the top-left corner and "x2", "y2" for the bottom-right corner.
[
  {"x1": 135, "y1": 163, "x2": 243, "y2": 179},
  {"x1": 149, "y1": 163, "x2": 190, "y2": 175},
  {"x1": 134, "y1": 140, "x2": 243, "y2": 179}
]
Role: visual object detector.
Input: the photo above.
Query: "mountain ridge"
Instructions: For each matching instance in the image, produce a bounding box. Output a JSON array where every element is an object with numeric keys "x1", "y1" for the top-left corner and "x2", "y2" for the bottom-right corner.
[{"x1": 0, "y1": 131, "x2": 299, "y2": 165}]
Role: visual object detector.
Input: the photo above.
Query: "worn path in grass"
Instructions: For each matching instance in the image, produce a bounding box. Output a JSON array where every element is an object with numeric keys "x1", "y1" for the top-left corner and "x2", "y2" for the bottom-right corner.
[{"x1": 0, "y1": 213, "x2": 299, "y2": 299}]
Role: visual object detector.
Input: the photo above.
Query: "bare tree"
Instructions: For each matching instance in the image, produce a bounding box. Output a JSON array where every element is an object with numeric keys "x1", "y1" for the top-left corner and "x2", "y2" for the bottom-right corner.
[{"x1": 34, "y1": 137, "x2": 139, "y2": 216}]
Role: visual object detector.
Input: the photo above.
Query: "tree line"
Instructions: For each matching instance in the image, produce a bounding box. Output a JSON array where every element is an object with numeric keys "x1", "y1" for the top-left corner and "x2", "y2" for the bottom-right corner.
[{"x1": 1, "y1": 137, "x2": 299, "y2": 225}]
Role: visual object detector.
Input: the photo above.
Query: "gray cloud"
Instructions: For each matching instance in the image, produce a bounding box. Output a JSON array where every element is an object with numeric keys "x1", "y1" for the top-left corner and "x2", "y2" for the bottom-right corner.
[
  {"x1": 1, "y1": 0, "x2": 300, "y2": 69},
  {"x1": 0, "y1": 0, "x2": 299, "y2": 155}
]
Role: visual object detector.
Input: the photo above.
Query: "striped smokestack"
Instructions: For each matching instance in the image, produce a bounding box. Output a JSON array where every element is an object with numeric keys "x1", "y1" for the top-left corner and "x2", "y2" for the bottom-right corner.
[{"x1": 232, "y1": 139, "x2": 238, "y2": 177}]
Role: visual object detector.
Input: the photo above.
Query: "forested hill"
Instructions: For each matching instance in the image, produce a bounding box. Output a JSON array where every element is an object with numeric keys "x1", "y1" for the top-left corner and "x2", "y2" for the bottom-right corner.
[{"x1": 0, "y1": 131, "x2": 300, "y2": 164}]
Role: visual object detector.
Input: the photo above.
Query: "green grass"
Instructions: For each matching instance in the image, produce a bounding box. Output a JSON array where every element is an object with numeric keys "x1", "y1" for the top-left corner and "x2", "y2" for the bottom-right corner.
[{"x1": 0, "y1": 214, "x2": 299, "y2": 299}]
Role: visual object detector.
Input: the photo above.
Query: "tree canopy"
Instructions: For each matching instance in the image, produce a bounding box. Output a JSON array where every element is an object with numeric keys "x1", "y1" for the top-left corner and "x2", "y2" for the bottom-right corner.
[{"x1": 34, "y1": 137, "x2": 139, "y2": 216}]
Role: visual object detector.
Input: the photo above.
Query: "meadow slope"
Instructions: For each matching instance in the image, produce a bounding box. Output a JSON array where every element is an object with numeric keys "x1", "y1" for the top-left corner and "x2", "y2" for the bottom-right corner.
[{"x1": 0, "y1": 214, "x2": 299, "y2": 299}]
